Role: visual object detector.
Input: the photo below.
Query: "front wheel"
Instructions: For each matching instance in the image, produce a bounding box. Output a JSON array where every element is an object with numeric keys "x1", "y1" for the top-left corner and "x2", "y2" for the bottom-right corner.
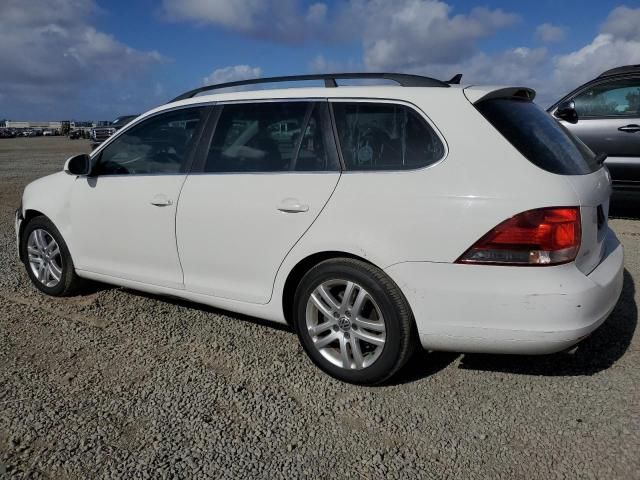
[
  {"x1": 293, "y1": 258, "x2": 416, "y2": 385},
  {"x1": 20, "y1": 216, "x2": 83, "y2": 296}
]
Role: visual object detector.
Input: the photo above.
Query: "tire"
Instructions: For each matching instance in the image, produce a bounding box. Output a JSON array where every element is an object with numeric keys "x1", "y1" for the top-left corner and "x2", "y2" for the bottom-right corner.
[
  {"x1": 20, "y1": 216, "x2": 83, "y2": 296},
  {"x1": 293, "y1": 258, "x2": 417, "y2": 385}
]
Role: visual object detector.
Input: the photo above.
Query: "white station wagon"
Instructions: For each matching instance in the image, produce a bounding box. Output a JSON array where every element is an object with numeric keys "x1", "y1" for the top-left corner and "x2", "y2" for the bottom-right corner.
[{"x1": 16, "y1": 73, "x2": 624, "y2": 384}]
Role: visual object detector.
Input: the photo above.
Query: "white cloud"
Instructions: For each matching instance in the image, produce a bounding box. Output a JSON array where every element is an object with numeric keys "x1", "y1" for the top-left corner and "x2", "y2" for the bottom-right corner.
[
  {"x1": 552, "y1": 33, "x2": 640, "y2": 93},
  {"x1": 163, "y1": 1, "x2": 640, "y2": 110},
  {"x1": 346, "y1": 0, "x2": 519, "y2": 70},
  {"x1": 163, "y1": 0, "x2": 518, "y2": 55},
  {"x1": 162, "y1": 0, "x2": 331, "y2": 42},
  {"x1": 330, "y1": 4, "x2": 640, "y2": 107},
  {"x1": 0, "y1": 0, "x2": 168, "y2": 119},
  {"x1": 203, "y1": 65, "x2": 262, "y2": 85},
  {"x1": 455, "y1": 6, "x2": 640, "y2": 105},
  {"x1": 601, "y1": 5, "x2": 640, "y2": 40},
  {"x1": 535, "y1": 23, "x2": 566, "y2": 43},
  {"x1": 308, "y1": 54, "x2": 360, "y2": 73},
  {"x1": 550, "y1": 6, "x2": 640, "y2": 100},
  {"x1": 306, "y1": 3, "x2": 328, "y2": 24},
  {"x1": 308, "y1": 54, "x2": 337, "y2": 73},
  {"x1": 162, "y1": 0, "x2": 262, "y2": 30},
  {"x1": 459, "y1": 47, "x2": 549, "y2": 86}
]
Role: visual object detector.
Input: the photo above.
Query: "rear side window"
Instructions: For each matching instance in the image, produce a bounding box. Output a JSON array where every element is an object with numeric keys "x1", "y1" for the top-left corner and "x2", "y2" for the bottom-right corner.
[
  {"x1": 476, "y1": 98, "x2": 600, "y2": 175},
  {"x1": 332, "y1": 102, "x2": 445, "y2": 171},
  {"x1": 204, "y1": 102, "x2": 339, "y2": 173}
]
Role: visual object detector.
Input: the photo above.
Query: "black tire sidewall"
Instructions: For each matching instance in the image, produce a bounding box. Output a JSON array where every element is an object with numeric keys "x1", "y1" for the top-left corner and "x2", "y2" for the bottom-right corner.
[
  {"x1": 293, "y1": 261, "x2": 407, "y2": 385},
  {"x1": 20, "y1": 216, "x2": 76, "y2": 296}
]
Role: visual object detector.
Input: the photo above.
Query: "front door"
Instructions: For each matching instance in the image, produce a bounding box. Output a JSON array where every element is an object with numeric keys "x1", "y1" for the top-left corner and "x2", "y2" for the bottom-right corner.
[
  {"x1": 71, "y1": 106, "x2": 209, "y2": 288},
  {"x1": 177, "y1": 101, "x2": 341, "y2": 304}
]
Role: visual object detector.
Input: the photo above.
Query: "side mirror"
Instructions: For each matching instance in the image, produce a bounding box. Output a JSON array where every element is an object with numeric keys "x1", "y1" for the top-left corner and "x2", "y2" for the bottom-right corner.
[
  {"x1": 64, "y1": 154, "x2": 91, "y2": 176},
  {"x1": 554, "y1": 100, "x2": 578, "y2": 124}
]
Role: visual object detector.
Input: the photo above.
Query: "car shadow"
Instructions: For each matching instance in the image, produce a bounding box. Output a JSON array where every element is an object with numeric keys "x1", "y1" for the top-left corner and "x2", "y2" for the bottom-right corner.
[
  {"x1": 458, "y1": 269, "x2": 636, "y2": 377},
  {"x1": 122, "y1": 289, "x2": 294, "y2": 334},
  {"x1": 93, "y1": 267, "x2": 635, "y2": 383},
  {"x1": 387, "y1": 350, "x2": 460, "y2": 386}
]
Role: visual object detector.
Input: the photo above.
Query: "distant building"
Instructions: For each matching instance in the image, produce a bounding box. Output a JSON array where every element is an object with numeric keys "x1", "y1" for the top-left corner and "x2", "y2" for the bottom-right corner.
[{"x1": 5, "y1": 121, "x2": 63, "y2": 130}]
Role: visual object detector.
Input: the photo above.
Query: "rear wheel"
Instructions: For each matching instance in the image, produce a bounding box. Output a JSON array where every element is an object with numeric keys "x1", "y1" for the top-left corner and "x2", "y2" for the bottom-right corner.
[
  {"x1": 293, "y1": 258, "x2": 416, "y2": 385},
  {"x1": 20, "y1": 216, "x2": 83, "y2": 296}
]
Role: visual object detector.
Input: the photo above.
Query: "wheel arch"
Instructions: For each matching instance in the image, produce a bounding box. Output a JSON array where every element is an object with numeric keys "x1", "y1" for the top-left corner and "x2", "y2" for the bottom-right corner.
[
  {"x1": 18, "y1": 209, "x2": 47, "y2": 262},
  {"x1": 281, "y1": 251, "x2": 380, "y2": 326}
]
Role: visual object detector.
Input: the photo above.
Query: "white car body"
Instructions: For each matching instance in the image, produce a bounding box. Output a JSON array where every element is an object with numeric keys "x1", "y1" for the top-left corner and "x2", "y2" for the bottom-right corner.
[{"x1": 16, "y1": 83, "x2": 624, "y2": 355}]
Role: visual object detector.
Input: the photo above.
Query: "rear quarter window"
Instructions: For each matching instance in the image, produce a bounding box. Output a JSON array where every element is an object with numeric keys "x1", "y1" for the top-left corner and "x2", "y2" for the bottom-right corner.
[
  {"x1": 476, "y1": 98, "x2": 600, "y2": 175},
  {"x1": 332, "y1": 102, "x2": 445, "y2": 171}
]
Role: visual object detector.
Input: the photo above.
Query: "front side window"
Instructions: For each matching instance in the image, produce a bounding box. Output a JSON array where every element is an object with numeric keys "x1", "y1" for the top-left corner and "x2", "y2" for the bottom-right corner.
[
  {"x1": 204, "y1": 102, "x2": 339, "y2": 173},
  {"x1": 95, "y1": 107, "x2": 205, "y2": 175},
  {"x1": 332, "y1": 102, "x2": 445, "y2": 171},
  {"x1": 573, "y1": 78, "x2": 640, "y2": 117}
]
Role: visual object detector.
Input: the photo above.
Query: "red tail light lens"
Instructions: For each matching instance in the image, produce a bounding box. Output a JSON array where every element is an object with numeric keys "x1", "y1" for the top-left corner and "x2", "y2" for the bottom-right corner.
[{"x1": 456, "y1": 207, "x2": 581, "y2": 266}]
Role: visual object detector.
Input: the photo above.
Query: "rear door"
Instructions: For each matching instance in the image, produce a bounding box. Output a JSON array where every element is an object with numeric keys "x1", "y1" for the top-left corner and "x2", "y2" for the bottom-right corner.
[
  {"x1": 559, "y1": 76, "x2": 640, "y2": 187},
  {"x1": 176, "y1": 100, "x2": 341, "y2": 304}
]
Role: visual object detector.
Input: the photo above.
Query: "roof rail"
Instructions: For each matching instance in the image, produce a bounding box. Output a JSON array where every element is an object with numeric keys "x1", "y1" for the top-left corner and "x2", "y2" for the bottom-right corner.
[
  {"x1": 598, "y1": 64, "x2": 640, "y2": 78},
  {"x1": 170, "y1": 72, "x2": 450, "y2": 103}
]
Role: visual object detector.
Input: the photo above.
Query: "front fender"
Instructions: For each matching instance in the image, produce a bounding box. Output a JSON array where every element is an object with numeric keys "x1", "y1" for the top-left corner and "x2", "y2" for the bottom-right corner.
[{"x1": 21, "y1": 172, "x2": 77, "y2": 255}]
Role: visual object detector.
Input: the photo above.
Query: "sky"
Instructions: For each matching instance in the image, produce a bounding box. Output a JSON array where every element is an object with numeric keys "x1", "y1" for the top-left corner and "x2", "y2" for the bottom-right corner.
[{"x1": 1, "y1": 0, "x2": 640, "y2": 121}]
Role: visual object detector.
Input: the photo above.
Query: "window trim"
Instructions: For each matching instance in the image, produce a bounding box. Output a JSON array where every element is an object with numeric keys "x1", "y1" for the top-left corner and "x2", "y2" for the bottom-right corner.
[
  {"x1": 289, "y1": 103, "x2": 314, "y2": 171},
  {"x1": 88, "y1": 104, "x2": 214, "y2": 177},
  {"x1": 565, "y1": 75, "x2": 640, "y2": 121},
  {"x1": 190, "y1": 99, "x2": 342, "y2": 175},
  {"x1": 87, "y1": 96, "x2": 449, "y2": 176},
  {"x1": 328, "y1": 98, "x2": 449, "y2": 173}
]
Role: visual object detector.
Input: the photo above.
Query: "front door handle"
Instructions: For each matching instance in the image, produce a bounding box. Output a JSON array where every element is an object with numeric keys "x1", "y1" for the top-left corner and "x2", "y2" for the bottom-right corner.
[
  {"x1": 150, "y1": 194, "x2": 173, "y2": 207},
  {"x1": 277, "y1": 198, "x2": 309, "y2": 213},
  {"x1": 618, "y1": 124, "x2": 640, "y2": 133}
]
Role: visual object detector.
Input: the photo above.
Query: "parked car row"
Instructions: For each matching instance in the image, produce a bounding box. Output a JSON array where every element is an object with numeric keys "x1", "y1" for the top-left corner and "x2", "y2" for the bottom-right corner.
[
  {"x1": 0, "y1": 128, "x2": 63, "y2": 138},
  {"x1": 1, "y1": 128, "x2": 98, "y2": 140},
  {"x1": 0, "y1": 128, "x2": 18, "y2": 138},
  {"x1": 90, "y1": 115, "x2": 138, "y2": 149}
]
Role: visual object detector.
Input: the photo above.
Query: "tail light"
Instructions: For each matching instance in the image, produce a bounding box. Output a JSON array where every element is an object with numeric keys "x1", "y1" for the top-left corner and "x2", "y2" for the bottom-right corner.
[{"x1": 456, "y1": 207, "x2": 581, "y2": 266}]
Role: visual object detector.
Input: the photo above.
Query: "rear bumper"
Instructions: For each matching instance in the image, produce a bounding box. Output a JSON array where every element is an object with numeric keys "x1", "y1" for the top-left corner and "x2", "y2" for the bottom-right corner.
[{"x1": 385, "y1": 228, "x2": 624, "y2": 354}]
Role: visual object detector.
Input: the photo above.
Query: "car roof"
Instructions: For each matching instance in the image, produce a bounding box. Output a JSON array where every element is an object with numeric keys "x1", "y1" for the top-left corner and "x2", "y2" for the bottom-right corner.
[
  {"x1": 152, "y1": 85, "x2": 462, "y2": 114},
  {"x1": 132, "y1": 83, "x2": 538, "y2": 125}
]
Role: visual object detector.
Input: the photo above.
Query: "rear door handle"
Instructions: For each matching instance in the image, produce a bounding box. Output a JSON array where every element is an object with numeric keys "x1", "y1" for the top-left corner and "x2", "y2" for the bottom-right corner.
[
  {"x1": 618, "y1": 124, "x2": 640, "y2": 133},
  {"x1": 277, "y1": 198, "x2": 309, "y2": 213},
  {"x1": 150, "y1": 194, "x2": 173, "y2": 207}
]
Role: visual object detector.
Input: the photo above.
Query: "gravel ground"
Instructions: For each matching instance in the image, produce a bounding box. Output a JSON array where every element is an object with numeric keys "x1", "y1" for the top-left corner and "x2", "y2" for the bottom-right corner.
[{"x1": 0, "y1": 137, "x2": 638, "y2": 479}]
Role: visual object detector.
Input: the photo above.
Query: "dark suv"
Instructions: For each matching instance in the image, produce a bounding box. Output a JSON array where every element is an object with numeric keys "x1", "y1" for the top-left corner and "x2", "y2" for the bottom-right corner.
[
  {"x1": 90, "y1": 115, "x2": 138, "y2": 150},
  {"x1": 548, "y1": 65, "x2": 640, "y2": 193}
]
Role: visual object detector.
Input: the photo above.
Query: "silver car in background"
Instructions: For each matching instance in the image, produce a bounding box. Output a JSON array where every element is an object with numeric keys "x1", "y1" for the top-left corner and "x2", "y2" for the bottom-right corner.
[{"x1": 549, "y1": 64, "x2": 640, "y2": 194}]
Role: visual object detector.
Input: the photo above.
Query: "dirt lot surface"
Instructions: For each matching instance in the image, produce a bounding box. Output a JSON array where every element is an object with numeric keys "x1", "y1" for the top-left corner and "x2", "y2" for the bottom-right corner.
[{"x1": 1, "y1": 137, "x2": 638, "y2": 479}]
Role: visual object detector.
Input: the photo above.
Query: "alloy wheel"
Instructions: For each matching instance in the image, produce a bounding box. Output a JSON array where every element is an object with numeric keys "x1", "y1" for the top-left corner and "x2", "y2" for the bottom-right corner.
[
  {"x1": 305, "y1": 279, "x2": 386, "y2": 370},
  {"x1": 27, "y1": 228, "x2": 63, "y2": 288}
]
